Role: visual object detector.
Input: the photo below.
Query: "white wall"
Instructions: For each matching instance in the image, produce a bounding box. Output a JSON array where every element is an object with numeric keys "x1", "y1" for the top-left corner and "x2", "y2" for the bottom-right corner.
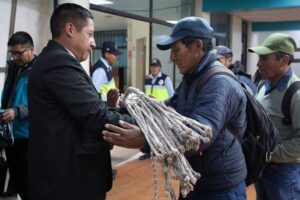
[
  {"x1": 230, "y1": 15, "x2": 243, "y2": 62},
  {"x1": 127, "y1": 19, "x2": 150, "y2": 89},
  {"x1": 0, "y1": 0, "x2": 12, "y2": 103},
  {"x1": 0, "y1": 0, "x2": 53, "y2": 102},
  {"x1": 247, "y1": 23, "x2": 259, "y2": 77}
]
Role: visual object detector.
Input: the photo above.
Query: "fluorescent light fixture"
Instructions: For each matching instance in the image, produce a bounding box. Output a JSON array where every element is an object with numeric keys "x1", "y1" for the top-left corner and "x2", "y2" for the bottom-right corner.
[
  {"x1": 167, "y1": 20, "x2": 178, "y2": 24},
  {"x1": 90, "y1": 0, "x2": 114, "y2": 5}
]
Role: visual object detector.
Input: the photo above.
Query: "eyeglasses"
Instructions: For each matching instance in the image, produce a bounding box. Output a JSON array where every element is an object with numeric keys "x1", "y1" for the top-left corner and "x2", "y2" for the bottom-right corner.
[{"x1": 8, "y1": 49, "x2": 29, "y2": 57}]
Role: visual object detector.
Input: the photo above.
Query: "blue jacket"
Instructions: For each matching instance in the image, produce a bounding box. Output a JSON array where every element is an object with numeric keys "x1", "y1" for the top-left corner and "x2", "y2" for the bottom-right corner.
[
  {"x1": 1, "y1": 59, "x2": 34, "y2": 138},
  {"x1": 230, "y1": 60, "x2": 257, "y2": 95},
  {"x1": 168, "y1": 51, "x2": 247, "y2": 192}
]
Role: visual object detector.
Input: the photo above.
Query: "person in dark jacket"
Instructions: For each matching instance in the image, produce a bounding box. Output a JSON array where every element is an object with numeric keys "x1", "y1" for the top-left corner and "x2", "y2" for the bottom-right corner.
[
  {"x1": 104, "y1": 17, "x2": 248, "y2": 200},
  {"x1": 215, "y1": 45, "x2": 257, "y2": 95},
  {"x1": 27, "y1": 4, "x2": 145, "y2": 200},
  {"x1": 1, "y1": 31, "x2": 36, "y2": 200}
]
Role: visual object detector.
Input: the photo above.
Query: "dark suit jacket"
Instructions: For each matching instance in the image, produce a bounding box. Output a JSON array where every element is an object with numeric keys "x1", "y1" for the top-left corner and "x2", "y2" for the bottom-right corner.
[{"x1": 28, "y1": 40, "x2": 135, "y2": 200}]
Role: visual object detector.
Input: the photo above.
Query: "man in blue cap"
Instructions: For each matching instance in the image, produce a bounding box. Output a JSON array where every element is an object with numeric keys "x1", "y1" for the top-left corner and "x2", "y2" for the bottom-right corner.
[
  {"x1": 157, "y1": 16, "x2": 248, "y2": 199},
  {"x1": 215, "y1": 45, "x2": 257, "y2": 95},
  {"x1": 102, "y1": 16, "x2": 248, "y2": 199},
  {"x1": 91, "y1": 41, "x2": 122, "y2": 101}
]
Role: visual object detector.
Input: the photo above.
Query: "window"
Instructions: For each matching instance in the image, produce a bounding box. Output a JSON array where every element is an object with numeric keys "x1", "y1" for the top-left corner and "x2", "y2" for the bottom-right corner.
[
  {"x1": 153, "y1": 0, "x2": 194, "y2": 22},
  {"x1": 91, "y1": 0, "x2": 149, "y2": 18},
  {"x1": 0, "y1": 0, "x2": 12, "y2": 68}
]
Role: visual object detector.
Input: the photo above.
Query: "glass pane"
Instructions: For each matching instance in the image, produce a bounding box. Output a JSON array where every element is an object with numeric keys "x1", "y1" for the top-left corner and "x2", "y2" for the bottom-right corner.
[
  {"x1": 14, "y1": 0, "x2": 53, "y2": 55},
  {"x1": 91, "y1": 10, "x2": 150, "y2": 92},
  {"x1": 90, "y1": 0, "x2": 149, "y2": 18},
  {"x1": 153, "y1": 0, "x2": 194, "y2": 22},
  {"x1": 152, "y1": 23, "x2": 182, "y2": 88},
  {"x1": 210, "y1": 13, "x2": 230, "y2": 45},
  {"x1": 0, "y1": 0, "x2": 12, "y2": 103},
  {"x1": 0, "y1": 0, "x2": 12, "y2": 68}
]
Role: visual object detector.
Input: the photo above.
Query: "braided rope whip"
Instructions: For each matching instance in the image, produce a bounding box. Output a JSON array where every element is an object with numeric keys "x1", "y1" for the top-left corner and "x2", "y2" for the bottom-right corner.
[{"x1": 120, "y1": 87, "x2": 213, "y2": 199}]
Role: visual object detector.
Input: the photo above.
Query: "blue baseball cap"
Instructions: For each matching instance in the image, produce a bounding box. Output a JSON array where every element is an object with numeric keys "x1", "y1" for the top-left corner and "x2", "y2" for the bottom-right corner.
[
  {"x1": 150, "y1": 58, "x2": 161, "y2": 67},
  {"x1": 215, "y1": 45, "x2": 233, "y2": 58},
  {"x1": 157, "y1": 17, "x2": 214, "y2": 50},
  {"x1": 102, "y1": 41, "x2": 122, "y2": 56}
]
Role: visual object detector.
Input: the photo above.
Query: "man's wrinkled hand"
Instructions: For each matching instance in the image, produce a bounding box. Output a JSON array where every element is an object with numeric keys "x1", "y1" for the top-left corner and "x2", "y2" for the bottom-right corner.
[{"x1": 103, "y1": 120, "x2": 146, "y2": 148}]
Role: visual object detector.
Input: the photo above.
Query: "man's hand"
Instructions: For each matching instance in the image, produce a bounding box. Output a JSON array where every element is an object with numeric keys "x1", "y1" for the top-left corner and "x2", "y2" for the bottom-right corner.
[
  {"x1": 103, "y1": 120, "x2": 146, "y2": 148},
  {"x1": 107, "y1": 88, "x2": 120, "y2": 107},
  {"x1": 1, "y1": 108, "x2": 15, "y2": 122}
]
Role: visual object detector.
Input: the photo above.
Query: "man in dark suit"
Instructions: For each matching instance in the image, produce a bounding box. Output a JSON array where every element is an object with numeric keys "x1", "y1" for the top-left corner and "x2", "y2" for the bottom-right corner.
[{"x1": 27, "y1": 3, "x2": 145, "y2": 200}]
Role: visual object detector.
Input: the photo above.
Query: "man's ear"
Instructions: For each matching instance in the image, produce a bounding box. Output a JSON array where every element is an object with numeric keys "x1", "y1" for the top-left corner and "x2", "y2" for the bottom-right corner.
[
  {"x1": 195, "y1": 39, "x2": 203, "y2": 50},
  {"x1": 104, "y1": 52, "x2": 110, "y2": 59},
  {"x1": 281, "y1": 54, "x2": 290, "y2": 65},
  {"x1": 65, "y1": 22, "x2": 75, "y2": 37}
]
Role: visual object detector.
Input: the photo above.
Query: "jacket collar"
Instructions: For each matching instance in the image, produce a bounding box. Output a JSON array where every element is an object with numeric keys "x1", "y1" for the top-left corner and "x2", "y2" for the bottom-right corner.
[{"x1": 264, "y1": 67, "x2": 292, "y2": 95}]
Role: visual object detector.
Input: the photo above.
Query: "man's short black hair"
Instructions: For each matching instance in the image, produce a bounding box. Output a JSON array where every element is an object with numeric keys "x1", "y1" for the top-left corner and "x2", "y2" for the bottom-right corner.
[
  {"x1": 181, "y1": 37, "x2": 213, "y2": 53},
  {"x1": 275, "y1": 51, "x2": 294, "y2": 65},
  {"x1": 7, "y1": 31, "x2": 34, "y2": 47},
  {"x1": 50, "y1": 3, "x2": 93, "y2": 39}
]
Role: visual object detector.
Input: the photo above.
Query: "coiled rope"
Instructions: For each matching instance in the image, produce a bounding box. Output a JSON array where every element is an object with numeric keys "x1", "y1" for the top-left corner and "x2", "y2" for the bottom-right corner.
[{"x1": 121, "y1": 87, "x2": 212, "y2": 199}]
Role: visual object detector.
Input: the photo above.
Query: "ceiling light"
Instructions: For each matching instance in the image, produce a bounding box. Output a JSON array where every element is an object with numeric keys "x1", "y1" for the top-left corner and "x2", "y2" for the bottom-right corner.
[
  {"x1": 90, "y1": 0, "x2": 114, "y2": 5},
  {"x1": 167, "y1": 20, "x2": 178, "y2": 24}
]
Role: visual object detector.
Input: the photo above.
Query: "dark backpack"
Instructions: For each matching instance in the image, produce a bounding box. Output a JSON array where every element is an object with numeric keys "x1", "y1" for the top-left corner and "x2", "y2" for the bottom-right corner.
[
  {"x1": 196, "y1": 65, "x2": 279, "y2": 186},
  {"x1": 258, "y1": 80, "x2": 300, "y2": 125},
  {"x1": 281, "y1": 81, "x2": 300, "y2": 125}
]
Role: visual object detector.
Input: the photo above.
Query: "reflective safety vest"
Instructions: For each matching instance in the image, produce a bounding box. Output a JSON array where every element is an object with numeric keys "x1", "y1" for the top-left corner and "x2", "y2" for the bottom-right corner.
[
  {"x1": 99, "y1": 79, "x2": 116, "y2": 101},
  {"x1": 144, "y1": 73, "x2": 169, "y2": 101},
  {"x1": 91, "y1": 62, "x2": 116, "y2": 101}
]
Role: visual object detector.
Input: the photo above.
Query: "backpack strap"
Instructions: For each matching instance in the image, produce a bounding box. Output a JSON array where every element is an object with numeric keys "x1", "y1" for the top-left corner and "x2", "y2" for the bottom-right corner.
[
  {"x1": 281, "y1": 81, "x2": 300, "y2": 125},
  {"x1": 196, "y1": 64, "x2": 237, "y2": 92},
  {"x1": 257, "y1": 80, "x2": 266, "y2": 93},
  {"x1": 195, "y1": 65, "x2": 249, "y2": 144}
]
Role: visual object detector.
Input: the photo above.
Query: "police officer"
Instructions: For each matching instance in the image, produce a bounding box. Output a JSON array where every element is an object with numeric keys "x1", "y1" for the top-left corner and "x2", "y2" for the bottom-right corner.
[
  {"x1": 144, "y1": 58, "x2": 174, "y2": 101},
  {"x1": 91, "y1": 41, "x2": 121, "y2": 101}
]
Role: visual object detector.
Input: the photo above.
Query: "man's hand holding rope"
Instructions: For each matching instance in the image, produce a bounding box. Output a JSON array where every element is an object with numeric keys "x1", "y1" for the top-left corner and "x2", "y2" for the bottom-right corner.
[{"x1": 103, "y1": 120, "x2": 146, "y2": 149}]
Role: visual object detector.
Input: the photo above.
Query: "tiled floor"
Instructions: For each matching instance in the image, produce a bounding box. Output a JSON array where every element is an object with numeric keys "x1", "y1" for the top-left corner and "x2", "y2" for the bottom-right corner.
[
  {"x1": 0, "y1": 146, "x2": 140, "y2": 200},
  {"x1": 107, "y1": 158, "x2": 256, "y2": 200},
  {"x1": 0, "y1": 147, "x2": 256, "y2": 200}
]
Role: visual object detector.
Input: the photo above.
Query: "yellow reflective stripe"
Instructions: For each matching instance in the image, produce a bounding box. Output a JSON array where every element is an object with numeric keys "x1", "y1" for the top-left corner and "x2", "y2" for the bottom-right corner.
[
  {"x1": 145, "y1": 85, "x2": 152, "y2": 96},
  {"x1": 99, "y1": 79, "x2": 116, "y2": 99},
  {"x1": 145, "y1": 85, "x2": 169, "y2": 101}
]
